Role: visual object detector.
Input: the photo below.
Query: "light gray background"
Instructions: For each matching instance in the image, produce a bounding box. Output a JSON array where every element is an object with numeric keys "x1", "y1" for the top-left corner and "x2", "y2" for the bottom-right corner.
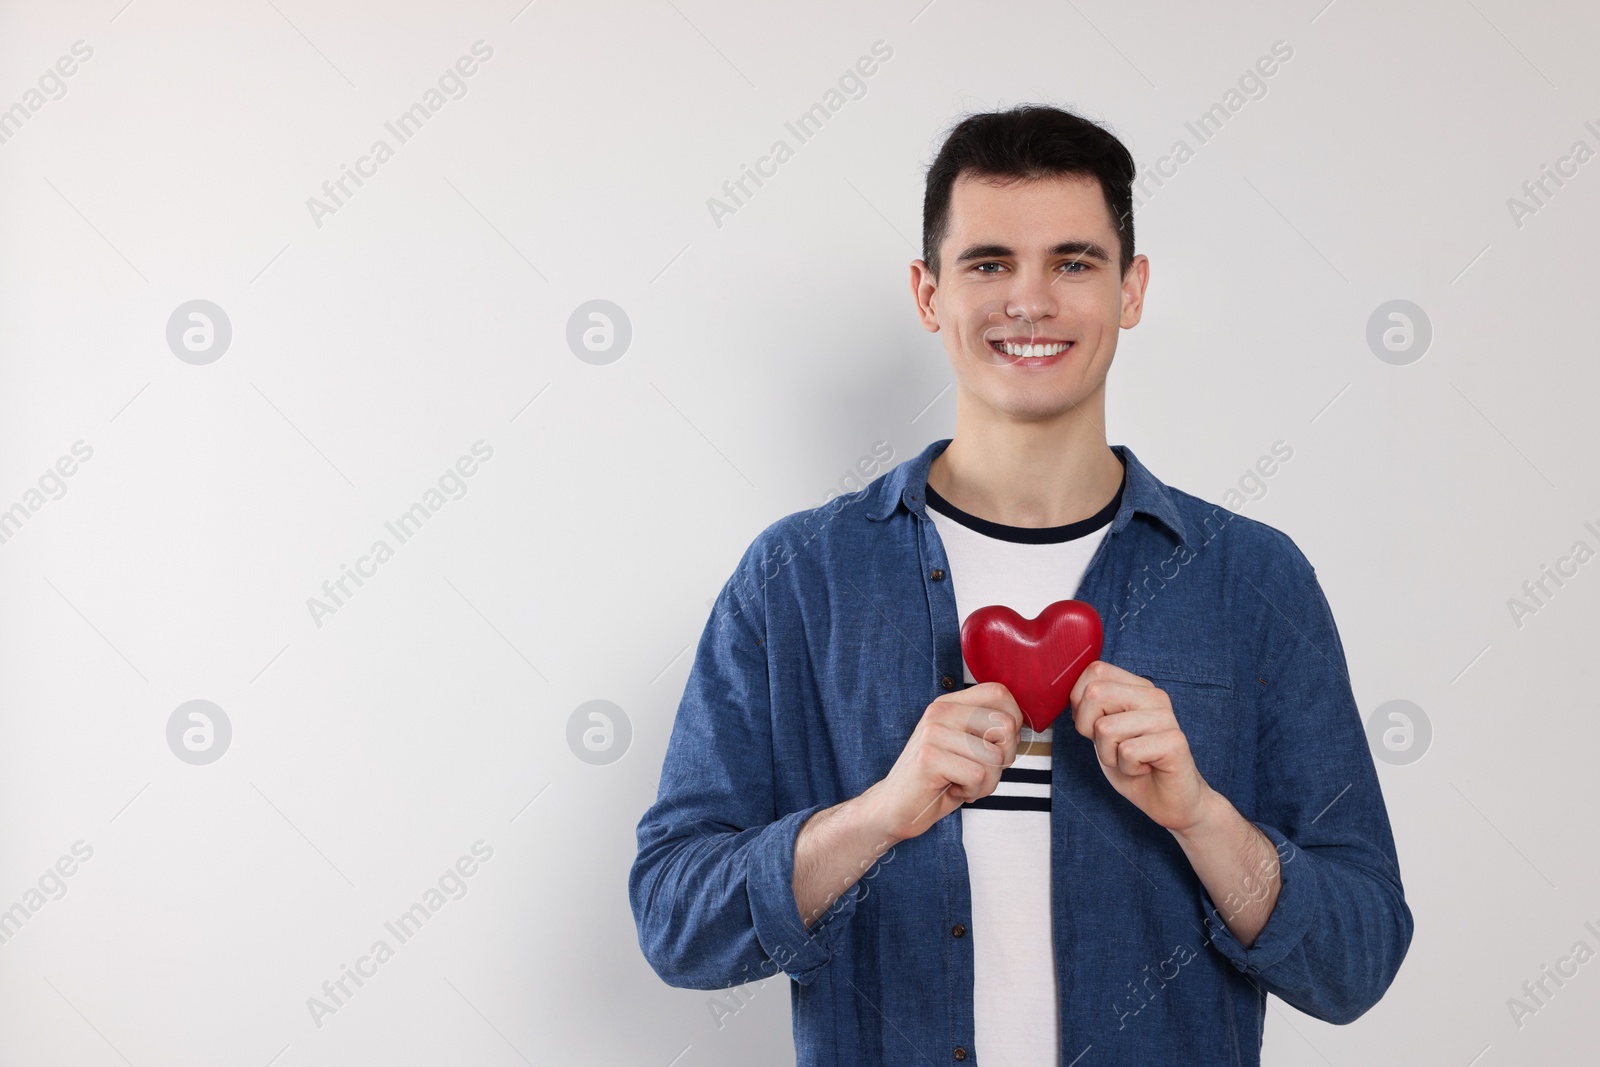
[{"x1": 1, "y1": 0, "x2": 1597, "y2": 1064}]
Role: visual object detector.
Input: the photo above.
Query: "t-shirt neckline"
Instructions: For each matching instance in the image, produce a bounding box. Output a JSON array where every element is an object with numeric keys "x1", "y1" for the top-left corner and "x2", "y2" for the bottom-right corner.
[{"x1": 923, "y1": 456, "x2": 1125, "y2": 545}]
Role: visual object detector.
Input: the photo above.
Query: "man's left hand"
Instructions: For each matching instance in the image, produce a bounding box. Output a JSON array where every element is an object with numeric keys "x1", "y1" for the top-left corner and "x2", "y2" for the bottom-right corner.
[{"x1": 1069, "y1": 659, "x2": 1215, "y2": 833}]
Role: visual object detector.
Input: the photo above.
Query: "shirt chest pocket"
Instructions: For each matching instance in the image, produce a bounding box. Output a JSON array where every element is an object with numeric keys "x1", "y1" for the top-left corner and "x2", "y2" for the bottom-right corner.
[{"x1": 1115, "y1": 659, "x2": 1236, "y2": 790}]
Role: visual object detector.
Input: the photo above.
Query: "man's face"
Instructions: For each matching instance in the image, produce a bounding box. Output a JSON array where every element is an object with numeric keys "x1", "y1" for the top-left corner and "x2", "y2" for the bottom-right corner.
[{"x1": 911, "y1": 172, "x2": 1148, "y2": 423}]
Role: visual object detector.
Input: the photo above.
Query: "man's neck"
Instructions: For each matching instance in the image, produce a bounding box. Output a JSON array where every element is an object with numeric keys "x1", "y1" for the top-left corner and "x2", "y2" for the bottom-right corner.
[{"x1": 926, "y1": 406, "x2": 1123, "y2": 530}]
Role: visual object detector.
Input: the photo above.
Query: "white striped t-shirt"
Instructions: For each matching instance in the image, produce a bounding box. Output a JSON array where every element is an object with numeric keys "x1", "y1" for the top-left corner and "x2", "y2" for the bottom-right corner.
[{"x1": 923, "y1": 466, "x2": 1122, "y2": 1067}]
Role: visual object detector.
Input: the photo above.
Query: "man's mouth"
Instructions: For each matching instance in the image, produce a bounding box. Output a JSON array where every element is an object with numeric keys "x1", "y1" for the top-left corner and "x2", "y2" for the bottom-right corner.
[{"x1": 987, "y1": 338, "x2": 1074, "y2": 362}]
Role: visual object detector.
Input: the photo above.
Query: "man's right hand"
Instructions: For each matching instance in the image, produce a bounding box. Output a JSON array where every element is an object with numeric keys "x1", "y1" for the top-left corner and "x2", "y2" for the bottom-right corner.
[{"x1": 859, "y1": 681, "x2": 1025, "y2": 844}]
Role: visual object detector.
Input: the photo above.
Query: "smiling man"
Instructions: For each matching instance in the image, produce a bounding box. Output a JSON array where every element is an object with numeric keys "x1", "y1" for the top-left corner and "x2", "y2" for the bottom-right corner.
[{"x1": 631, "y1": 105, "x2": 1412, "y2": 1066}]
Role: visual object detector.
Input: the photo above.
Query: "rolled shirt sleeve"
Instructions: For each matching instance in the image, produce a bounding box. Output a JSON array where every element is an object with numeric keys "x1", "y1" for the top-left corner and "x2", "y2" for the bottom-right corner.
[
  {"x1": 1199, "y1": 558, "x2": 1414, "y2": 1024},
  {"x1": 629, "y1": 554, "x2": 862, "y2": 990}
]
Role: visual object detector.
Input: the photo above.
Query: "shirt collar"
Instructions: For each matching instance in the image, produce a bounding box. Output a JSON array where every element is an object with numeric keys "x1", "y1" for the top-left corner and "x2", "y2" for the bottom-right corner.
[{"x1": 866, "y1": 437, "x2": 1190, "y2": 547}]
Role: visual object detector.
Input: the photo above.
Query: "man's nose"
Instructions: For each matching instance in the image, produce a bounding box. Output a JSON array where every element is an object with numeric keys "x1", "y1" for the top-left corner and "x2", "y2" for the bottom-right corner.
[{"x1": 1004, "y1": 268, "x2": 1060, "y2": 327}]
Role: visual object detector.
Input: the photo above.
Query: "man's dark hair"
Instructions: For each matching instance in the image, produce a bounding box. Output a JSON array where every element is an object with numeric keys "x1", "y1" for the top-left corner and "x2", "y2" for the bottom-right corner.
[{"x1": 921, "y1": 104, "x2": 1137, "y2": 280}]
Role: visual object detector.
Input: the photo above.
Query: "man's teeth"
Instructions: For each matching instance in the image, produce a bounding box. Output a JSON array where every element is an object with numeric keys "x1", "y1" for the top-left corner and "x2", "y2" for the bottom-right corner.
[{"x1": 996, "y1": 341, "x2": 1070, "y2": 358}]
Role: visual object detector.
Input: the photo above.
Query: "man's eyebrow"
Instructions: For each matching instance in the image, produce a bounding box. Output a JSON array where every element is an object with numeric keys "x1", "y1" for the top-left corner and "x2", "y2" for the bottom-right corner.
[{"x1": 954, "y1": 240, "x2": 1111, "y2": 264}]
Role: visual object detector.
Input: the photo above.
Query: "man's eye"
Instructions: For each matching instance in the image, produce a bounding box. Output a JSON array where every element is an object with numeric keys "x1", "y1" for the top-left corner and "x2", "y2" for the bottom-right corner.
[{"x1": 972, "y1": 261, "x2": 1088, "y2": 274}]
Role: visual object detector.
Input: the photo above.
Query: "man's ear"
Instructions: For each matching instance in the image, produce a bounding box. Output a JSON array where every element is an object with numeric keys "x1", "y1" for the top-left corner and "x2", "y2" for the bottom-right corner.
[
  {"x1": 1119, "y1": 254, "x2": 1150, "y2": 329},
  {"x1": 910, "y1": 260, "x2": 941, "y2": 333}
]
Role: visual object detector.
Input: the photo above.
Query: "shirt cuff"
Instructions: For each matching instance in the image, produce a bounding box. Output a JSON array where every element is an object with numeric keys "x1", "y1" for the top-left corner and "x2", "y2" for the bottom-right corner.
[
  {"x1": 1198, "y1": 821, "x2": 1314, "y2": 975},
  {"x1": 746, "y1": 801, "x2": 864, "y2": 985}
]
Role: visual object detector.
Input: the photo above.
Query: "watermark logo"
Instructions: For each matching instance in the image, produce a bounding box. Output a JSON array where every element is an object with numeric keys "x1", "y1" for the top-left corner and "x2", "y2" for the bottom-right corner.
[
  {"x1": 1114, "y1": 505, "x2": 1236, "y2": 631},
  {"x1": 1112, "y1": 942, "x2": 1198, "y2": 1030},
  {"x1": 712, "y1": 439, "x2": 897, "y2": 634},
  {"x1": 306, "y1": 441, "x2": 495, "y2": 629},
  {"x1": 823, "y1": 440, "x2": 895, "y2": 505},
  {"x1": 0, "y1": 439, "x2": 93, "y2": 548},
  {"x1": 1366, "y1": 299, "x2": 1431, "y2": 365},
  {"x1": 1112, "y1": 442, "x2": 1293, "y2": 632},
  {"x1": 1365, "y1": 699, "x2": 1431, "y2": 766},
  {"x1": 0, "y1": 841, "x2": 94, "y2": 946},
  {"x1": 1507, "y1": 919, "x2": 1600, "y2": 1030},
  {"x1": 1219, "y1": 440, "x2": 1293, "y2": 512},
  {"x1": 567, "y1": 699, "x2": 631, "y2": 765},
  {"x1": 306, "y1": 41, "x2": 494, "y2": 229},
  {"x1": 709, "y1": 945, "x2": 798, "y2": 1029},
  {"x1": 306, "y1": 841, "x2": 494, "y2": 1029},
  {"x1": 1506, "y1": 122, "x2": 1600, "y2": 230},
  {"x1": 167, "y1": 700, "x2": 232, "y2": 765},
  {"x1": 1129, "y1": 40, "x2": 1295, "y2": 214},
  {"x1": 566, "y1": 300, "x2": 632, "y2": 365},
  {"x1": 706, "y1": 40, "x2": 893, "y2": 229},
  {"x1": 1507, "y1": 519, "x2": 1600, "y2": 629},
  {"x1": 167, "y1": 300, "x2": 232, "y2": 365},
  {"x1": 0, "y1": 40, "x2": 93, "y2": 147}
]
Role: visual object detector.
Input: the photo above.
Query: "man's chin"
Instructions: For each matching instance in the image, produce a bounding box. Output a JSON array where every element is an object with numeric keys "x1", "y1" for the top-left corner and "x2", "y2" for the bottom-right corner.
[{"x1": 974, "y1": 389, "x2": 1088, "y2": 423}]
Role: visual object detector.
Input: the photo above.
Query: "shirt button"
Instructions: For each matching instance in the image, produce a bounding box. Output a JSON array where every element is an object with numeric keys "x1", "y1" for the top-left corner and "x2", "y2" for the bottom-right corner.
[
  {"x1": 954, "y1": 1048, "x2": 968, "y2": 1061},
  {"x1": 930, "y1": 567, "x2": 945, "y2": 581},
  {"x1": 940, "y1": 675, "x2": 955, "y2": 690},
  {"x1": 952, "y1": 923, "x2": 965, "y2": 938}
]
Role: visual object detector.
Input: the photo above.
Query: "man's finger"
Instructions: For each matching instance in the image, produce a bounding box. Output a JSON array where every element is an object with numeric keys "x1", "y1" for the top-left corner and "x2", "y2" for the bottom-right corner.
[
  {"x1": 930, "y1": 721, "x2": 1010, "y2": 768},
  {"x1": 933, "y1": 683, "x2": 1025, "y2": 736},
  {"x1": 1073, "y1": 679, "x2": 1170, "y2": 740},
  {"x1": 1069, "y1": 659, "x2": 1155, "y2": 710},
  {"x1": 1112, "y1": 730, "x2": 1182, "y2": 777},
  {"x1": 1089, "y1": 707, "x2": 1172, "y2": 769}
]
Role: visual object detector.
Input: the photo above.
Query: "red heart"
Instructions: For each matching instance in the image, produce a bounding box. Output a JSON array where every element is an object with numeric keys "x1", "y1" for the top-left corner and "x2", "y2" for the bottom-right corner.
[{"x1": 959, "y1": 600, "x2": 1104, "y2": 732}]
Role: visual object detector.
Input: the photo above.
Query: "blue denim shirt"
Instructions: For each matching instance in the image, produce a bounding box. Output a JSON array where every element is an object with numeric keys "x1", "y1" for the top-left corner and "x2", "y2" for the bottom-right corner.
[{"x1": 630, "y1": 438, "x2": 1412, "y2": 1066}]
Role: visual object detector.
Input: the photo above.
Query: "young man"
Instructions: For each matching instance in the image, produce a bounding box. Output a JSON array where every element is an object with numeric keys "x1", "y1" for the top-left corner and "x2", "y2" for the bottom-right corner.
[{"x1": 630, "y1": 105, "x2": 1411, "y2": 1066}]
